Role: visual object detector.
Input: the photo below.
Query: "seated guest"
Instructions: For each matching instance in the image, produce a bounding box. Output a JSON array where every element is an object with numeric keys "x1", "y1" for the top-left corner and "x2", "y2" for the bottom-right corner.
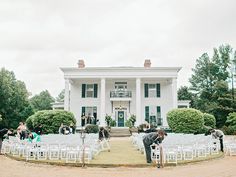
[
  {"x1": 58, "y1": 123, "x2": 64, "y2": 134},
  {"x1": 3, "y1": 129, "x2": 15, "y2": 140},
  {"x1": 34, "y1": 124, "x2": 43, "y2": 135},
  {"x1": 27, "y1": 132, "x2": 41, "y2": 143}
]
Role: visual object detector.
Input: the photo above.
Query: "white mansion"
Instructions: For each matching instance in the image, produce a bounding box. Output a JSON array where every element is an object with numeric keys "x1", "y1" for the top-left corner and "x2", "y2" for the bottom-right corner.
[{"x1": 59, "y1": 60, "x2": 187, "y2": 128}]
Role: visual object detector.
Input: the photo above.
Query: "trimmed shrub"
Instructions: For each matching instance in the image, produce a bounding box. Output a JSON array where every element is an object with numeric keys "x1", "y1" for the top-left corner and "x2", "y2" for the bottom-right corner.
[
  {"x1": 125, "y1": 120, "x2": 132, "y2": 128},
  {"x1": 221, "y1": 125, "x2": 236, "y2": 135},
  {"x1": 25, "y1": 116, "x2": 34, "y2": 131},
  {"x1": 105, "y1": 115, "x2": 112, "y2": 126},
  {"x1": 203, "y1": 113, "x2": 216, "y2": 128},
  {"x1": 110, "y1": 120, "x2": 116, "y2": 127},
  {"x1": 85, "y1": 124, "x2": 99, "y2": 133},
  {"x1": 167, "y1": 108, "x2": 204, "y2": 134},
  {"x1": 26, "y1": 110, "x2": 76, "y2": 134}
]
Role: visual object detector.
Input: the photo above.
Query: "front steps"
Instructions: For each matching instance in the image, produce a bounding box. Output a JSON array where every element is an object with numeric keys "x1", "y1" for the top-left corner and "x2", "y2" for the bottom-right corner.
[{"x1": 109, "y1": 127, "x2": 131, "y2": 137}]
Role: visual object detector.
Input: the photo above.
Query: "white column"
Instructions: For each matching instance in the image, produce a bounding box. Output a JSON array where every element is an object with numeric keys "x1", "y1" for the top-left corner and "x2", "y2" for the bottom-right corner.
[
  {"x1": 64, "y1": 78, "x2": 70, "y2": 111},
  {"x1": 136, "y1": 78, "x2": 141, "y2": 126},
  {"x1": 100, "y1": 78, "x2": 106, "y2": 126},
  {"x1": 172, "y1": 78, "x2": 178, "y2": 108}
]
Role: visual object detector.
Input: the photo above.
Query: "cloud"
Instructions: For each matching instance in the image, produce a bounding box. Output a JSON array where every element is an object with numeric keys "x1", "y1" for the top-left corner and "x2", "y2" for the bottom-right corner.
[{"x1": 0, "y1": 0, "x2": 236, "y2": 97}]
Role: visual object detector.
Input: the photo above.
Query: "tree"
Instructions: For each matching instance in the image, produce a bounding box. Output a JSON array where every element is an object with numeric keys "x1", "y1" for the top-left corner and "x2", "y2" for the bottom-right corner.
[
  {"x1": 56, "y1": 89, "x2": 64, "y2": 102},
  {"x1": 0, "y1": 68, "x2": 33, "y2": 128},
  {"x1": 30, "y1": 90, "x2": 55, "y2": 112},
  {"x1": 189, "y1": 44, "x2": 236, "y2": 127},
  {"x1": 177, "y1": 86, "x2": 195, "y2": 107}
]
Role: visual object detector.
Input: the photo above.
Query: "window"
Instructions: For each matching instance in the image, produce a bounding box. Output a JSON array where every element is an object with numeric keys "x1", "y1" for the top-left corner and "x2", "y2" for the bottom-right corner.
[
  {"x1": 82, "y1": 84, "x2": 98, "y2": 98},
  {"x1": 148, "y1": 84, "x2": 156, "y2": 97},
  {"x1": 145, "y1": 106, "x2": 162, "y2": 126},
  {"x1": 81, "y1": 106, "x2": 97, "y2": 126},
  {"x1": 115, "y1": 82, "x2": 127, "y2": 91},
  {"x1": 86, "y1": 84, "x2": 94, "y2": 97},
  {"x1": 144, "y1": 83, "x2": 160, "y2": 98}
]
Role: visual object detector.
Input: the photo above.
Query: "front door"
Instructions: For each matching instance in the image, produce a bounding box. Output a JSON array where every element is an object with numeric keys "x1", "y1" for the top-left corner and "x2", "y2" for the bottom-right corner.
[{"x1": 117, "y1": 111, "x2": 125, "y2": 127}]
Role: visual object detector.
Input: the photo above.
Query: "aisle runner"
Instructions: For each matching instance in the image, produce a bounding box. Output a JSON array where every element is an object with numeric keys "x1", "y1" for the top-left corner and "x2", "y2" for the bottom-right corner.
[{"x1": 91, "y1": 137, "x2": 146, "y2": 164}]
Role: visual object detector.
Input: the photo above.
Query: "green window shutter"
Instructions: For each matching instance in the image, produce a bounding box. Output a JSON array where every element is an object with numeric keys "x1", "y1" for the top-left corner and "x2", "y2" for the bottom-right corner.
[
  {"x1": 156, "y1": 106, "x2": 161, "y2": 117},
  {"x1": 94, "y1": 84, "x2": 98, "y2": 98},
  {"x1": 82, "y1": 84, "x2": 86, "y2": 98},
  {"x1": 144, "y1": 84, "x2": 149, "y2": 98},
  {"x1": 156, "y1": 83, "x2": 160, "y2": 97},
  {"x1": 145, "y1": 106, "x2": 149, "y2": 123},
  {"x1": 82, "y1": 106, "x2": 86, "y2": 116},
  {"x1": 156, "y1": 106, "x2": 162, "y2": 125}
]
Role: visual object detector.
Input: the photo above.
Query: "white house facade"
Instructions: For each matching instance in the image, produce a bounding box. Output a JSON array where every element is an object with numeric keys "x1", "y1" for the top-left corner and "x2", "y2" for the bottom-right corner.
[{"x1": 61, "y1": 60, "x2": 181, "y2": 128}]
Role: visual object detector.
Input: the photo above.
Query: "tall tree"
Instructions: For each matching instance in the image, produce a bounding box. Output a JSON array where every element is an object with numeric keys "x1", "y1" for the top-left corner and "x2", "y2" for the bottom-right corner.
[
  {"x1": 56, "y1": 89, "x2": 64, "y2": 102},
  {"x1": 0, "y1": 68, "x2": 33, "y2": 128},
  {"x1": 30, "y1": 90, "x2": 55, "y2": 111},
  {"x1": 177, "y1": 86, "x2": 195, "y2": 107},
  {"x1": 189, "y1": 44, "x2": 236, "y2": 127}
]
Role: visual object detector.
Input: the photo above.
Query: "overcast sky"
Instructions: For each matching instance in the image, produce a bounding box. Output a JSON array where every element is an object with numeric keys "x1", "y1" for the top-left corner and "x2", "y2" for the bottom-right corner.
[{"x1": 0, "y1": 0, "x2": 236, "y2": 97}]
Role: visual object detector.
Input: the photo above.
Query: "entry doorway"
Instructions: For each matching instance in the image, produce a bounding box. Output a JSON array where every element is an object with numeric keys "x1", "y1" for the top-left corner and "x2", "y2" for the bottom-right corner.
[{"x1": 115, "y1": 108, "x2": 127, "y2": 127}]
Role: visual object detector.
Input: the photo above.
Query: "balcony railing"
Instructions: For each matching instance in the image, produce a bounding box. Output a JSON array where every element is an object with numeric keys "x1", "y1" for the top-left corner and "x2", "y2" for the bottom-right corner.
[{"x1": 110, "y1": 90, "x2": 132, "y2": 98}]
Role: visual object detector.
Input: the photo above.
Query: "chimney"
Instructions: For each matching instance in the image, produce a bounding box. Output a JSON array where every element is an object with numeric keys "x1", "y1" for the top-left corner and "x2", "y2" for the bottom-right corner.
[
  {"x1": 78, "y1": 59, "x2": 85, "y2": 68},
  {"x1": 144, "y1": 59, "x2": 151, "y2": 68}
]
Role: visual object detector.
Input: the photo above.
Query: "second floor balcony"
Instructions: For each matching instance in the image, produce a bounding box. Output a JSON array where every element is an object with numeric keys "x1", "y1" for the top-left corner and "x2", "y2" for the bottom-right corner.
[{"x1": 110, "y1": 90, "x2": 132, "y2": 100}]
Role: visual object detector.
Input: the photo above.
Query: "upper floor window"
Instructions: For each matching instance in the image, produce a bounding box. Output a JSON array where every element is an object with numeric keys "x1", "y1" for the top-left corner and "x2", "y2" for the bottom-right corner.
[
  {"x1": 82, "y1": 84, "x2": 98, "y2": 98},
  {"x1": 86, "y1": 84, "x2": 94, "y2": 97},
  {"x1": 115, "y1": 82, "x2": 127, "y2": 91},
  {"x1": 144, "y1": 83, "x2": 160, "y2": 98}
]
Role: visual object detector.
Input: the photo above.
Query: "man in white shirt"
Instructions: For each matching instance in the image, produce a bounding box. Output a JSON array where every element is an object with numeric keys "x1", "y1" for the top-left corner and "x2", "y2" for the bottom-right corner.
[{"x1": 210, "y1": 129, "x2": 224, "y2": 152}]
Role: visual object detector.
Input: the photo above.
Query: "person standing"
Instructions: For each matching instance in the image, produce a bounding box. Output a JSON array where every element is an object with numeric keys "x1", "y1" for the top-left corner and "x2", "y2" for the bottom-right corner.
[
  {"x1": 142, "y1": 130, "x2": 167, "y2": 163},
  {"x1": 210, "y1": 129, "x2": 224, "y2": 152},
  {"x1": 0, "y1": 128, "x2": 8, "y2": 154}
]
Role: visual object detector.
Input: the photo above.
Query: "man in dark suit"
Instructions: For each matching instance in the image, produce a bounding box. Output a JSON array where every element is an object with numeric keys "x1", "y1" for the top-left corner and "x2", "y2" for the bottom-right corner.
[{"x1": 143, "y1": 130, "x2": 167, "y2": 163}]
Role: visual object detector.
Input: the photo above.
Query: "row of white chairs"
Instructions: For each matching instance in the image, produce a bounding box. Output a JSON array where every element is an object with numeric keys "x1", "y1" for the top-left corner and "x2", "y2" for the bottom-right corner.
[
  {"x1": 131, "y1": 133, "x2": 223, "y2": 165},
  {"x1": 1, "y1": 134, "x2": 108, "y2": 163}
]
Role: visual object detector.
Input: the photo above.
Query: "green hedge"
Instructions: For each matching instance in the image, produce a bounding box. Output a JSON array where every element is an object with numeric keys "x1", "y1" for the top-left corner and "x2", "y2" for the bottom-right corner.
[
  {"x1": 224, "y1": 112, "x2": 236, "y2": 135},
  {"x1": 167, "y1": 108, "x2": 204, "y2": 134},
  {"x1": 85, "y1": 124, "x2": 99, "y2": 133},
  {"x1": 203, "y1": 113, "x2": 216, "y2": 128},
  {"x1": 26, "y1": 110, "x2": 76, "y2": 134}
]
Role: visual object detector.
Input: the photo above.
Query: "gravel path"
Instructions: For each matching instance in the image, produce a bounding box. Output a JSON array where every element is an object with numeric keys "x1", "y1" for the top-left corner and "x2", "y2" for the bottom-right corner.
[{"x1": 1, "y1": 155, "x2": 236, "y2": 177}]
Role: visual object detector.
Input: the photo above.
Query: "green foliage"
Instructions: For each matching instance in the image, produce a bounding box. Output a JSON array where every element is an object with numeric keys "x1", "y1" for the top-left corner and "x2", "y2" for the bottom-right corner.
[
  {"x1": 85, "y1": 124, "x2": 99, "y2": 133},
  {"x1": 26, "y1": 110, "x2": 76, "y2": 134},
  {"x1": 221, "y1": 125, "x2": 236, "y2": 135},
  {"x1": 226, "y1": 112, "x2": 236, "y2": 126},
  {"x1": 30, "y1": 90, "x2": 55, "y2": 112},
  {"x1": 105, "y1": 114, "x2": 112, "y2": 126},
  {"x1": 56, "y1": 89, "x2": 65, "y2": 102},
  {"x1": 167, "y1": 108, "x2": 204, "y2": 134},
  {"x1": 129, "y1": 114, "x2": 136, "y2": 126},
  {"x1": 25, "y1": 116, "x2": 34, "y2": 131},
  {"x1": 0, "y1": 114, "x2": 2, "y2": 122},
  {"x1": 125, "y1": 119, "x2": 132, "y2": 128},
  {"x1": 203, "y1": 113, "x2": 216, "y2": 128},
  {"x1": 110, "y1": 120, "x2": 116, "y2": 127},
  {"x1": 178, "y1": 86, "x2": 195, "y2": 107},
  {"x1": 138, "y1": 123, "x2": 148, "y2": 132},
  {"x1": 189, "y1": 45, "x2": 236, "y2": 128},
  {"x1": 0, "y1": 68, "x2": 34, "y2": 128}
]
